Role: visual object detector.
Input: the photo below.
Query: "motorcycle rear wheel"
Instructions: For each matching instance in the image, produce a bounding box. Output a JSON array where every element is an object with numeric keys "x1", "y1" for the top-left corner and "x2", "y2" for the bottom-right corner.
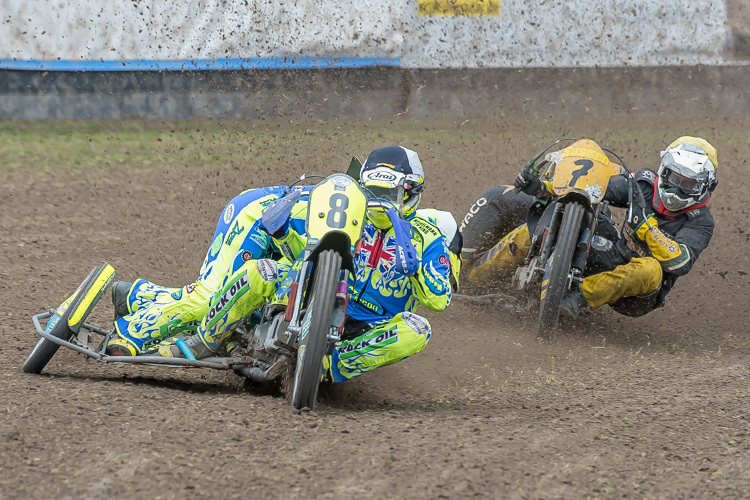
[
  {"x1": 291, "y1": 249, "x2": 341, "y2": 410},
  {"x1": 538, "y1": 201, "x2": 585, "y2": 340}
]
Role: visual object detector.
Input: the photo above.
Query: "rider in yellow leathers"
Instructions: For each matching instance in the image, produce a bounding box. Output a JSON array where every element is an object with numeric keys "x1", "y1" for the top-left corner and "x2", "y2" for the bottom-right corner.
[{"x1": 460, "y1": 137, "x2": 717, "y2": 318}]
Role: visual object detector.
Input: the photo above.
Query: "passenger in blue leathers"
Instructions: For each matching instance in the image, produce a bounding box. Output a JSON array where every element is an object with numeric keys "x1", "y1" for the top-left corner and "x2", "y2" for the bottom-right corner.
[{"x1": 106, "y1": 185, "x2": 310, "y2": 357}]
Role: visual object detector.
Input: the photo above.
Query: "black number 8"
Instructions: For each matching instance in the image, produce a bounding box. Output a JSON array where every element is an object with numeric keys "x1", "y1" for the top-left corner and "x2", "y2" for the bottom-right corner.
[{"x1": 327, "y1": 193, "x2": 349, "y2": 229}]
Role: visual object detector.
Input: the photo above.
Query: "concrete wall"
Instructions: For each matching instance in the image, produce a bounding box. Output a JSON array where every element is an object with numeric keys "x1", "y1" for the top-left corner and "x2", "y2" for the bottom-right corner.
[
  {"x1": 1, "y1": 0, "x2": 742, "y2": 68},
  {"x1": 2, "y1": 66, "x2": 748, "y2": 120}
]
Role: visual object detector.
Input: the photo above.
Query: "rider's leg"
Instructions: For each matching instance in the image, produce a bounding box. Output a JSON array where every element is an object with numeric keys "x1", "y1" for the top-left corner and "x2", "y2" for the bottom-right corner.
[
  {"x1": 459, "y1": 186, "x2": 534, "y2": 265},
  {"x1": 107, "y1": 280, "x2": 214, "y2": 356},
  {"x1": 326, "y1": 311, "x2": 432, "y2": 382},
  {"x1": 580, "y1": 257, "x2": 663, "y2": 310},
  {"x1": 466, "y1": 224, "x2": 531, "y2": 287},
  {"x1": 108, "y1": 206, "x2": 274, "y2": 356},
  {"x1": 157, "y1": 259, "x2": 287, "y2": 359}
]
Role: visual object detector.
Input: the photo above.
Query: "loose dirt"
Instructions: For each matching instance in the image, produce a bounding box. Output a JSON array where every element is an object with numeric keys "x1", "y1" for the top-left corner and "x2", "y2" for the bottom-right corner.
[{"x1": 1, "y1": 115, "x2": 749, "y2": 499}]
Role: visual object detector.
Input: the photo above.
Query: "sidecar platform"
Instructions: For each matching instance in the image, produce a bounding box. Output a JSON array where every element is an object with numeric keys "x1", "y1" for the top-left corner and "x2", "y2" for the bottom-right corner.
[{"x1": 32, "y1": 310, "x2": 242, "y2": 370}]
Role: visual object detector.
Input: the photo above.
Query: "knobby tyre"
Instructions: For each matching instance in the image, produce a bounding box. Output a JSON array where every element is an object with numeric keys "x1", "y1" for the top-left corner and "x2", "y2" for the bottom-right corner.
[
  {"x1": 23, "y1": 304, "x2": 75, "y2": 374},
  {"x1": 291, "y1": 249, "x2": 342, "y2": 410},
  {"x1": 538, "y1": 201, "x2": 585, "y2": 339}
]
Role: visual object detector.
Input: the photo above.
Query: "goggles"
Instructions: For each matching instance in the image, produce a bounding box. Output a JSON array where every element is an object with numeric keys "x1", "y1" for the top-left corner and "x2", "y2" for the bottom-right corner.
[{"x1": 661, "y1": 168, "x2": 706, "y2": 196}]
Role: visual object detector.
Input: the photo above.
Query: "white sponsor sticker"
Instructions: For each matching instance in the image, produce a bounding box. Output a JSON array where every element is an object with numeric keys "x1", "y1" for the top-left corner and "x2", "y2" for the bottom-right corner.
[
  {"x1": 256, "y1": 259, "x2": 279, "y2": 282},
  {"x1": 402, "y1": 311, "x2": 430, "y2": 335},
  {"x1": 223, "y1": 203, "x2": 235, "y2": 224},
  {"x1": 585, "y1": 184, "x2": 603, "y2": 199},
  {"x1": 331, "y1": 175, "x2": 352, "y2": 190}
]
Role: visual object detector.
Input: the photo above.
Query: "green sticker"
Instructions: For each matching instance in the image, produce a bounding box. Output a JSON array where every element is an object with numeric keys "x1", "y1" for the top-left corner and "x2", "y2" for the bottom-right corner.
[{"x1": 210, "y1": 232, "x2": 224, "y2": 257}]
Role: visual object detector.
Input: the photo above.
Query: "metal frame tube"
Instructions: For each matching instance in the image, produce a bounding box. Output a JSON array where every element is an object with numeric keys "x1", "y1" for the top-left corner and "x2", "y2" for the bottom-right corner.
[{"x1": 32, "y1": 311, "x2": 237, "y2": 370}]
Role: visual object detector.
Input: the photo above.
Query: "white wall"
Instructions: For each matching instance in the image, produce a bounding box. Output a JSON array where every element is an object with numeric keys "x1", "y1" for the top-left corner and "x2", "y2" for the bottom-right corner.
[{"x1": 1, "y1": 0, "x2": 733, "y2": 68}]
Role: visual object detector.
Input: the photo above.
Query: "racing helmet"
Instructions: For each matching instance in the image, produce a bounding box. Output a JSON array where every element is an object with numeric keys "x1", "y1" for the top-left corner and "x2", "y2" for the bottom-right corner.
[
  {"x1": 359, "y1": 145, "x2": 425, "y2": 229},
  {"x1": 656, "y1": 136, "x2": 718, "y2": 213}
]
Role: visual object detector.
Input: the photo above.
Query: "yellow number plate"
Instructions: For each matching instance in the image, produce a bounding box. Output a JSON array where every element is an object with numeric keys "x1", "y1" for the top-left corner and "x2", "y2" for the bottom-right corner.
[{"x1": 306, "y1": 174, "x2": 367, "y2": 245}]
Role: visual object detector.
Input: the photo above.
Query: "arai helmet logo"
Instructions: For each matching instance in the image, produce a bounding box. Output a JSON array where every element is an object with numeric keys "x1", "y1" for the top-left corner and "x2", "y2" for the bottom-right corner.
[{"x1": 365, "y1": 171, "x2": 398, "y2": 183}]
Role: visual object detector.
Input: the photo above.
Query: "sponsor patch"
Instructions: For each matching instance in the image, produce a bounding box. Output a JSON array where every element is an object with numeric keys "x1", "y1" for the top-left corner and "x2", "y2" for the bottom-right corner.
[
  {"x1": 584, "y1": 184, "x2": 603, "y2": 199},
  {"x1": 225, "y1": 220, "x2": 245, "y2": 246},
  {"x1": 402, "y1": 312, "x2": 430, "y2": 335},
  {"x1": 210, "y1": 233, "x2": 223, "y2": 257},
  {"x1": 205, "y1": 273, "x2": 250, "y2": 329},
  {"x1": 331, "y1": 175, "x2": 352, "y2": 191},
  {"x1": 170, "y1": 290, "x2": 183, "y2": 300},
  {"x1": 591, "y1": 235, "x2": 613, "y2": 251},
  {"x1": 339, "y1": 327, "x2": 398, "y2": 358},
  {"x1": 639, "y1": 169, "x2": 657, "y2": 182},
  {"x1": 241, "y1": 250, "x2": 253, "y2": 262},
  {"x1": 459, "y1": 197, "x2": 487, "y2": 232},
  {"x1": 249, "y1": 232, "x2": 269, "y2": 249},
  {"x1": 186, "y1": 284, "x2": 195, "y2": 294},
  {"x1": 439, "y1": 254, "x2": 449, "y2": 266},
  {"x1": 412, "y1": 217, "x2": 439, "y2": 237},
  {"x1": 223, "y1": 203, "x2": 235, "y2": 224},
  {"x1": 257, "y1": 259, "x2": 279, "y2": 282}
]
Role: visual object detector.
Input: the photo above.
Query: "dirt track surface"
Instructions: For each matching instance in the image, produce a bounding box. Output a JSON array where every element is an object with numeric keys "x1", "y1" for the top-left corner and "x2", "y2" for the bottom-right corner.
[{"x1": 2, "y1": 115, "x2": 750, "y2": 499}]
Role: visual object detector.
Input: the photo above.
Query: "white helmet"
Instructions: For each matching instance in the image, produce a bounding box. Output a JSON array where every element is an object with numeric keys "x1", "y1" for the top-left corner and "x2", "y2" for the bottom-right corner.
[
  {"x1": 359, "y1": 145, "x2": 425, "y2": 229},
  {"x1": 656, "y1": 137, "x2": 717, "y2": 213}
]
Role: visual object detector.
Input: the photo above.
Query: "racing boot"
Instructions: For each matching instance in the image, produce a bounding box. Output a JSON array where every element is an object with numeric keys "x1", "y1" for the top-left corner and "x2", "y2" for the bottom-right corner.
[
  {"x1": 111, "y1": 280, "x2": 133, "y2": 320},
  {"x1": 156, "y1": 334, "x2": 213, "y2": 359},
  {"x1": 560, "y1": 288, "x2": 589, "y2": 319}
]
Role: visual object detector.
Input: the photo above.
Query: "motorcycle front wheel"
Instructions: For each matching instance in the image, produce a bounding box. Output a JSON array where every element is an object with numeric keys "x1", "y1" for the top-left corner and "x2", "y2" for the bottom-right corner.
[
  {"x1": 538, "y1": 201, "x2": 585, "y2": 340},
  {"x1": 291, "y1": 249, "x2": 342, "y2": 410}
]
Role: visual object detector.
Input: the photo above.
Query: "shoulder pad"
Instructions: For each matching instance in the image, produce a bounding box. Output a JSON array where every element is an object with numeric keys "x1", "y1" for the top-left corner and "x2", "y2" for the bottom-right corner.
[
  {"x1": 634, "y1": 169, "x2": 657, "y2": 184},
  {"x1": 416, "y1": 209, "x2": 458, "y2": 240},
  {"x1": 411, "y1": 214, "x2": 442, "y2": 239}
]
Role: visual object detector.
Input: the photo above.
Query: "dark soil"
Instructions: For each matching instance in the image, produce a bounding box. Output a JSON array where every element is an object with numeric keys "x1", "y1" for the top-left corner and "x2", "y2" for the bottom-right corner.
[{"x1": 2, "y1": 114, "x2": 749, "y2": 499}]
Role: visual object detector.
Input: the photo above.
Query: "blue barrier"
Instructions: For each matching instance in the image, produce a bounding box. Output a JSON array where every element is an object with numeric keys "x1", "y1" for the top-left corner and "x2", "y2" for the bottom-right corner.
[{"x1": 0, "y1": 57, "x2": 402, "y2": 71}]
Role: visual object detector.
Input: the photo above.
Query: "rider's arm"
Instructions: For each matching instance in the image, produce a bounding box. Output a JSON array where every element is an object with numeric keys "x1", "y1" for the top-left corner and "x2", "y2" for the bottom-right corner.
[
  {"x1": 268, "y1": 202, "x2": 309, "y2": 262},
  {"x1": 602, "y1": 174, "x2": 631, "y2": 208},
  {"x1": 638, "y1": 210, "x2": 714, "y2": 276},
  {"x1": 409, "y1": 219, "x2": 453, "y2": 311}
]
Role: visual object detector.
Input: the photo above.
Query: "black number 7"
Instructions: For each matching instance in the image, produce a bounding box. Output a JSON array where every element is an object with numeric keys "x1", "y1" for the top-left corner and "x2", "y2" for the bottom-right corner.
[{"x1": 569, "y1": 159, "x2": 594, "y2": 187}]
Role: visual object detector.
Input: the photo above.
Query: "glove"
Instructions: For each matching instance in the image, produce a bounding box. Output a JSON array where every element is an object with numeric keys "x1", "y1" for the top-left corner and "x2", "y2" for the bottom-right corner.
[
  {"x1": 629, "y1": 204, "x2": 658, "y2": 241},
  {"x1": 386, "y1": 207, "x2": 420, "y2": 277},
  {"x1": 260, "y1": 190, "x2": 301, "y2": 237},
  {"x1": 513, "y1": 169, "x2": 544, "y2": 197}
]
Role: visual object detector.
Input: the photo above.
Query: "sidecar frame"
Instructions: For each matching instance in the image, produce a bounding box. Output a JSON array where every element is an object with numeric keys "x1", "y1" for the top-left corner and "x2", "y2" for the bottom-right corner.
[{"x1": 31, "y1": 310, "x2": 238, "y2": 369}]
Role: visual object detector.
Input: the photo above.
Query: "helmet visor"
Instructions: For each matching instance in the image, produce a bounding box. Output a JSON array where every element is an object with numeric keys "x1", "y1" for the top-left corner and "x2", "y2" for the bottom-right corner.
[
  {"x1": 663, "y1": 169, "x2": 705, "y2": 196},
  {"x1": 366, "y1": 182, "x2": 405, "y2": 209}
]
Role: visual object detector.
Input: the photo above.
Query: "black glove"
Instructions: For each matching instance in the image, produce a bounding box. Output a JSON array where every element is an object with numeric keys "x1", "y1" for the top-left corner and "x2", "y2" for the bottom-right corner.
[{"x1": 513, "y1": 169, "x2": 544, "y2": 197}]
